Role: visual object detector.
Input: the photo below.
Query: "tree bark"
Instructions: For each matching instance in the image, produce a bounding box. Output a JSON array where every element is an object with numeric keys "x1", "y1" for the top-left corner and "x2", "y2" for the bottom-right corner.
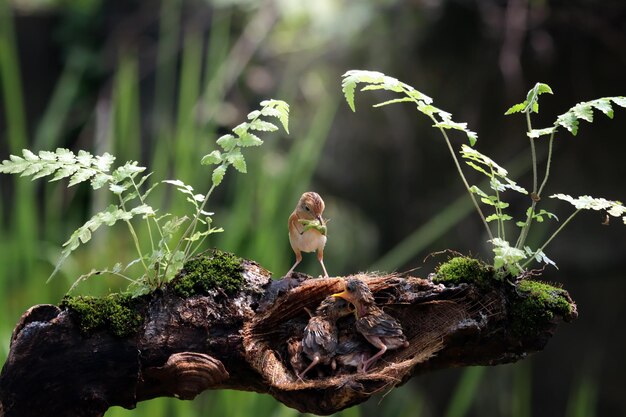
[{"x1": 0, "y1": 254, "x2": 577, "y2": 417}]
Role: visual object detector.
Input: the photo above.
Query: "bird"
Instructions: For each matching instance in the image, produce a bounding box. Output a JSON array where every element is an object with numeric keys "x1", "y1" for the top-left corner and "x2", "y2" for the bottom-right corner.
[
  {"x1": 298, "y1": 296, "x2": 353, "y2": 379},
  {"x1": 287, "y1": 191, "x2": 329, "y2": 278},
  {"x1": 332, "y1": 278, "x2": 409, "y2": 372},
  {"x1": 335, "y1": 332, "x2": 372, "y2": 373}
]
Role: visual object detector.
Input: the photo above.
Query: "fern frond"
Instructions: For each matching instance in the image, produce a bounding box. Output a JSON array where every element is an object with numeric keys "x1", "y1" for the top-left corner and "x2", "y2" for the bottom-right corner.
[
  {"x1": 341, "y1": 70, "x2": 477, "y2": 145},
  {"x1": 201, "y1": 99, "x2": 290, "y2": 187},
  {"x1": 551, "y1": 194, "x2": 626, "y2": 220},
  {"x1": 555, "y1": 97, "x2": 626, "y2": 135},
  {"x1": 505, "y1": 82, "x2": 553, "y2": 115},
  {"x1": 48, "y1": 204, "x2": 155, "y2": 281},
  {"x1": 0, "y1": 148, "x2": 117, "y2": 190}
]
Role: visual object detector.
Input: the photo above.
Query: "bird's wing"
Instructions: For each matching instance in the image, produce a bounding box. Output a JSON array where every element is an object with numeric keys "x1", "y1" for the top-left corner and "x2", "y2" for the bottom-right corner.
[
  {"x1": 302, "y1": 318, "x2": 337, "y2": 356},
  {"x1": 356, "y1": 308, "x2": 405, "y2": 338}
]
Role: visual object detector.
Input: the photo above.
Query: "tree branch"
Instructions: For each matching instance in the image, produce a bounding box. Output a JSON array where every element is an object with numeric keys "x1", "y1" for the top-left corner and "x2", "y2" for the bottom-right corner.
[{"x1": 0, "y1": 252, "x2": 577, "y2": 417}]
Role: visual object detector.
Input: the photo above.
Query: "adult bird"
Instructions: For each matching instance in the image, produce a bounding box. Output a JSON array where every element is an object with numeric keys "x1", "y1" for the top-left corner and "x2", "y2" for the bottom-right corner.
[{"x1": 287, "y1": 191, "x2": 329, "y2": 277}]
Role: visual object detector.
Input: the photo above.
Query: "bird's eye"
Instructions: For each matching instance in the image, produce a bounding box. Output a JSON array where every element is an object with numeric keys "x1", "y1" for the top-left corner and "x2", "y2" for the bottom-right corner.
[{"x1": 304, "y1": 206, "x2": 310, "y2": 211}]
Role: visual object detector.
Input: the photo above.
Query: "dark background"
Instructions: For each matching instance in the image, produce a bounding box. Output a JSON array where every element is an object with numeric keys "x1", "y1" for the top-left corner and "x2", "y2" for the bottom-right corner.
[{"x1": 1, "y1": 0, "x2": 625, "y2": 416}]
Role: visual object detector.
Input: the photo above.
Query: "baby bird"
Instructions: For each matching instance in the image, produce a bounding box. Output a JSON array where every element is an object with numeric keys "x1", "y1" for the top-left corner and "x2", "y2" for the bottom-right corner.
[
  {"x1": 332, "y1": 278, "x2": 409, "y2": 372},
  {"x1": 287, "y1": 191, "x2": 329, "y2": 278},
  {"x1": 298, "y1": 296, "x2": 353, "y2": 380},
  {"x1": 335, "y1": 332, "x2": 372, "y2": 373}
]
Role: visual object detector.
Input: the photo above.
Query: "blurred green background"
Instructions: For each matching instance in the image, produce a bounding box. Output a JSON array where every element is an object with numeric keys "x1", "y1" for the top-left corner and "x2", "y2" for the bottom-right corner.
[{"x1": 1, "y1": 0, "x2": 625, "y2": 416}]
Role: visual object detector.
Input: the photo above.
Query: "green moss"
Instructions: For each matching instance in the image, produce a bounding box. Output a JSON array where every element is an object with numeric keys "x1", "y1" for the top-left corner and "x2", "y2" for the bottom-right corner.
[
  {"x1": 433, "y1": 256, "x2": 494, "y2": 288},
  {"x1": 171, "y1": 249, "x2": 244, "y2": 297},
  {"x1": 509, "y1": 279, "x2": 574, "y2": 337},
  {"x1": 61, "y1": 293, "x2": 144, "y2": 337}
]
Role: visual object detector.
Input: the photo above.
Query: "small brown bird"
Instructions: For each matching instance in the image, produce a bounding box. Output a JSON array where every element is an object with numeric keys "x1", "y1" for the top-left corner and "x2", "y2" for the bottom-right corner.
[
  {"x1": 332, "y1": 278, "x2": 409, "y2": 372},
  {"x1": 298, "y1": 296, "x2": 353, "y2": 379},
  {"x1": 287, "y1": 191, "x2": 329, "y2": 277},
  {"x1": 335, "y1": 332, "x2": 372, "y2": 373}
]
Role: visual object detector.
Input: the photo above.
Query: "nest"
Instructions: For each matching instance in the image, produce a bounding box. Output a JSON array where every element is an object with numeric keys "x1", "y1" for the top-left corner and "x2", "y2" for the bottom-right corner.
[{"x1": 242, "y1": 273, "x2": 499, "y2": 414}]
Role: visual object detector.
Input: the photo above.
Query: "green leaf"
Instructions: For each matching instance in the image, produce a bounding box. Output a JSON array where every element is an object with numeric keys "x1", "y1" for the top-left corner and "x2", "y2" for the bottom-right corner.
[
  {"x1": 69, "y1": 168, "x2": 98, "y2": 187},
  {"x1": 486, "y1": 214, "x2": 513, "y2": 222},
  {"x1": 469, "y1": 185, "x2": 489, "y2": 198},
  {"x1": 551, "y1": 193, "x2": 626, "y2": 217},
  {"x1": 238, "y1": 132, "x2": 263, "y2": 147},
  {"x1": 527, "y1": 127, "x2": 556, "y2": 138},
  {"x1": 485, "y1": 214, "x2": 499, "y2": 222},
  {"x1": 216, "y1": 134, "x2": 237, "y2": 151},
  {"x1": 201, "y1": 150, "x2": 222, "y2": 165},
  {"x1": 372, "y1": 97, "x2": 414, "y2": 108},
  {"x1": 229, "y1": 153, "x2": 247, "y2": 173},
  {"x1": 212, "y1": 165, "x2": 227, "y2": 186},
  {"x1": 505, "y1": 82, "x2": 553, "y2": 115},
  {"x1": 504, "y1": 103, "x2": 526, "y2": 115},
  {"x1": 490, "y1": 237, "x2": 527, "y2": 276},
  {"x1": 248, "y1": 119, "x2": 278, "y2": 132},
  {"x1": 232, "y1": 122, "x2": 248, "y2": 137},
  {"x1": 260, "y1": 99, "x2": 290, "y2": 133},
  {"x1": 554, "y1": 96, "x2": 626, "y2": 136}
]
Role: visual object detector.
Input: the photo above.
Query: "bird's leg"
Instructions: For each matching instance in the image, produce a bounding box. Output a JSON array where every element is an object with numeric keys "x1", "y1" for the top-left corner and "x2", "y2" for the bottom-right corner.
[
  {"x1": 317, "y1": 248, "x2": 329, "y2": 278},
  {"x1": 361, "y1": 336, "x2": 387, "y2": 372},
  {"x1": 297, "y1": 356, "x2": 320, "y2": 381},
  {"x1": 287, "y1": 250, "x2": 303, "y2": 277}
]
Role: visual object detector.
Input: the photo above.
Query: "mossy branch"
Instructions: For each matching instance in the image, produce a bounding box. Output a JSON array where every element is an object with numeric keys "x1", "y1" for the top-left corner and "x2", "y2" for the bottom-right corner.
[{"x1": 0, "y1": 254, "x2": 577, "y2": 417}]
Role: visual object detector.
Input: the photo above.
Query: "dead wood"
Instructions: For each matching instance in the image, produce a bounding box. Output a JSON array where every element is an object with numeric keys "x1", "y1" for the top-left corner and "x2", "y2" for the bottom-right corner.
[{"x1": 0, "y1": 254, "x2": 577, "y2": 417}]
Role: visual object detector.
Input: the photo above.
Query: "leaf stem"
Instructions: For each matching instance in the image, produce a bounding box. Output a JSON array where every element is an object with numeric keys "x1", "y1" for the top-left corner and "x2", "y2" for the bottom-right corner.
[
  {"x1": 527, "y1": 112, "x2": 538, "y2": 193},
  {"x1": 118, "y1": 195, "x2": 151, "y2": 279},
  {"x1": 397, "y1": 84, "x2": 493, "y2": 240},
  {"x1": 516, "y1": 131, "x2": 555, "y2": 249},
  {"x1": 537, "y1": 133, "x2": 554, "y2": 196},
  {"x1": 521, "y1": 208, "x2": 580, "y2": 269},
  {"x1": 435, "y1": 120, "x2": 494, "y2": 240}
]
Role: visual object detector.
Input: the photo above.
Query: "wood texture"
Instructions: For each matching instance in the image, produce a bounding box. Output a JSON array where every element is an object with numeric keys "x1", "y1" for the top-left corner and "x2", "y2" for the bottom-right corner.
[{"x1": 0, "y1": 258, "x2": 577, "y2": 417}]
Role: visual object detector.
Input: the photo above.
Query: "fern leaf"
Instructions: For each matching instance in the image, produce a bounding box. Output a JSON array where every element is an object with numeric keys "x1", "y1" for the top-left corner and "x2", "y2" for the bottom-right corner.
[
  {"x1": 341, "y1": 73, "x2": 357, "y2": 111},
  {"x1": 216, "y1": 134, "x2": 237, "y2": 152},
  {"x1": 227, "y1": 151, "x2": 247, "y2": 173},
  {"x1": 260, "y1": 99, "x2": 290, "y2": 133},
  {"x1": 372, "y1": 97, "x2": 414, "y2": 107},
  {"x1": 248, "y1": 119, "x2": 278, "y2": 132},
  {"x1": 212, "y1": 165, "x2": 227, "y2": 186},
  {"x1": 527, "y1": 127, "x2": 556, "y2": 138},
  {"x1": 0, "y1": 148, "x2": 117, "y2": 188},
  {"x1": 505, "y1": 82, "x2": 553, "y2": 115},
  {"x1": 201, "y1": 150, "x2": 223, "y2": 165},
  {"x1": 554, "y1": 96, "x2": 625, "y2": 136},
  {"x1": 238, "y1": 132, "x2": 263, "y2": 147}
]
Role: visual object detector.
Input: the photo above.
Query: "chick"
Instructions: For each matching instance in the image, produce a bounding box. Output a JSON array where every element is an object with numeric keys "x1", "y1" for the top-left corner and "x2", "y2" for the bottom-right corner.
[
  {"x1": 298, "y1": 296, "x2": 353, "y2": 379},
  {"x1": 335, "y1": 332, "x2": 372, "y2": 373},
  {"x1": 332, "y1": 278, "x2": 409, "y2": 372}
]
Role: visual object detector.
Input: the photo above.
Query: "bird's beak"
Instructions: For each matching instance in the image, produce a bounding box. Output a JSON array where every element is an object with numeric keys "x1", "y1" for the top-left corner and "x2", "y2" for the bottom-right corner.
[
  {"x1": 331, "y1": 290, "x2": 348, "y2": 299},
  {"x1": 316, "y1": 215, "x2": 323, "y2": 224}
]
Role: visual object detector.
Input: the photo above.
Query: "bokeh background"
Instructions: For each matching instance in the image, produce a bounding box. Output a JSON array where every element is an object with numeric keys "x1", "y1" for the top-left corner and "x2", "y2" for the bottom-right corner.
[{"x1": 1, "y1": 0, "x2": 626, "y2": 416}]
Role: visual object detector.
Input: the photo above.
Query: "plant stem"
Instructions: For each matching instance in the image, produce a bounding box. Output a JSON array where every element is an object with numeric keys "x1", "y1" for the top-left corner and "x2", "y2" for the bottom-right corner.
[
  {"x1": 131, "y1": 178, "x2": 157, "y2": 252},
  {"x1": 515, "y1": 112, "x2": 537, "y2": 249},
  {"x1": 516, "y1": 131, "x2": 555, "y2": 249},
  {"x1": 526, "y1": 112, "x2": 538, "y2": 193},
  {"x1": 398, "y1": 85, "x2": 493, "y2": 240},
  {"x1": 537, "y1": 133, "x2": 554, "y2": 196},
  {"x1": 436, "y1": 122, "x2": 494, "y2": 240},
  {"x1": 520, "y1": 208, "x2": 580, "y2": 269},
  {"x1": 118, "y1": 196, "x2": 151, "y2": 278},
  {"x1": 162, "y1": 182, "x2": 218, "y2": 282}
]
